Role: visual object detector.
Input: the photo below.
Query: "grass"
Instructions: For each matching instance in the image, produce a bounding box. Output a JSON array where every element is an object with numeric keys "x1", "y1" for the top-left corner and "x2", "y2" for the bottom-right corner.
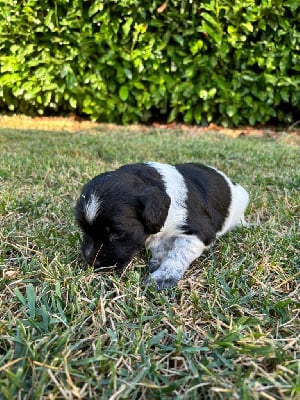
[{"x1": 0, "y1": 126, "x2": 299, "y2": 400}]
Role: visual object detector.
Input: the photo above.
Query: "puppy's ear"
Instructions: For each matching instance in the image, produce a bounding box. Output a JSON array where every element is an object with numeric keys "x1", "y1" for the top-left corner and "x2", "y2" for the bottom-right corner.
[{"x1": 138, "y1": 187, "x2": 170, "y2": 234}]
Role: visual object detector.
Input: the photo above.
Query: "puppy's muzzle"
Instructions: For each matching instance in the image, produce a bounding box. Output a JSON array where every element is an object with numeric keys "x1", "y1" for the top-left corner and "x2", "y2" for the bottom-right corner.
[{"x1": 82, "y1": 244, "x2": 121, "y2": 271}]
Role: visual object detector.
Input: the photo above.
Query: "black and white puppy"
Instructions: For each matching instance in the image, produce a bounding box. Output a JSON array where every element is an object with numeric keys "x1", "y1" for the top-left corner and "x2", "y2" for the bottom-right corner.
[{"x1": 75, "y1": 162, "x2": 249, "y2": 290}]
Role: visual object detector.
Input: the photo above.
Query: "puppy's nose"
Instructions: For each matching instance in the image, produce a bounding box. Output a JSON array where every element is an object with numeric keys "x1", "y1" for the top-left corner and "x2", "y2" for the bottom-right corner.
[
  {"x1": 91, "y1": 258, "x2": 101, "y2": 268},
  {"x1": 84, "y1": 254, "x2": 101, "y2": 267},
  {"x1": 83, "y1": 256, "x2": 102, "y2": 269},
  {"x1": 82, "y1": 249, "x2": 99, "y2": 267}
]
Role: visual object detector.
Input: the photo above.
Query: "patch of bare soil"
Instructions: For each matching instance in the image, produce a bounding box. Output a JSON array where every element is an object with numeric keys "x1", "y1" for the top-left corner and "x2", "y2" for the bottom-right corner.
[
  {"x1": 0, "y1": 114, "x2": 98, "y2": 132},
  {"x1": 0, "y1": 114, "x2": 299, "y2": 145},
  {"x1": 151, "y1": 121, "x2": 300, "y2": 145}
]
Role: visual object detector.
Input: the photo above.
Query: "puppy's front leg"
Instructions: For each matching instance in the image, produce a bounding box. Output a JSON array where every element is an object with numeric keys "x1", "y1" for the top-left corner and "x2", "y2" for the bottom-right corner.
[
  {"x1": 146, "y1": 236, "x2": 175, "y2": 273},
  {"x1": 149, "y1": 235, "x2": 207, "y2": 290}
]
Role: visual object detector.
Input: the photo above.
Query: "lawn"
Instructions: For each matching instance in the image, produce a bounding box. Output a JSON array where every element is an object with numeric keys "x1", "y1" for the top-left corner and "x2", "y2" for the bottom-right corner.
[{"x1": 0, "y1": 126, "x2": 299, "y2": 400}]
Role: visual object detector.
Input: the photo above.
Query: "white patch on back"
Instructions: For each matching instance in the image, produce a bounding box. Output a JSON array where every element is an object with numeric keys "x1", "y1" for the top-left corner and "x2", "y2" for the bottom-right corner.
[
  {"x1": 146, "y1": 162, "x2": 188, "y2": 236},
  {"x1": 85, "y1": 193, "x2": 102, "y2": 223}
]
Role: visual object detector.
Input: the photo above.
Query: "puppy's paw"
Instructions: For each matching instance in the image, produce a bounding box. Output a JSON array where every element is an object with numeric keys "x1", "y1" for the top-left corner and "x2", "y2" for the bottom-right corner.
[
  {"x1": 154, "y1": 277, "x2": 179, "y2": 290},
  {"x1": 145, "y1": 272, "x2": 179, "y2": 290},
  {"x1": 148, "y1": 259, "x2": 161, "y2": 273}
]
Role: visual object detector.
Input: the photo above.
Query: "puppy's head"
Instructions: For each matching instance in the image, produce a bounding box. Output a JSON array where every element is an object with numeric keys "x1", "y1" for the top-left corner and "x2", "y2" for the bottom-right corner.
[{"x1": 75, "y1": 170, "x2": 170, "y2": 270}]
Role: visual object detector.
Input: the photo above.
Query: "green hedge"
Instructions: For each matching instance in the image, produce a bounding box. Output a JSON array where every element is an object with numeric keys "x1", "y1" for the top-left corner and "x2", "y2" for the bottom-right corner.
[{"x1": 0, "y1": 0, "x2": 299, "y2": 126}]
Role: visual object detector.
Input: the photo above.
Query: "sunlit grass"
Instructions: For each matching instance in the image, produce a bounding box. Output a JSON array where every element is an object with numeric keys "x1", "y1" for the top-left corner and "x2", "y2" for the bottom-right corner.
[{"x1": 0, "y1": 127, "x2": 299, "y2": 399}]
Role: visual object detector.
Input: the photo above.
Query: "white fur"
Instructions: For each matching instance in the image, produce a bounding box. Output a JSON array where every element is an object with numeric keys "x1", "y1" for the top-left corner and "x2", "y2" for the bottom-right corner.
[
  {"x1": 150, "y1": 235, "x2": 207, "y2": 288},
  {"x1": 146, "y1": 162, "x2": 188, "y2": 236},
  {"x1": 146, "y1": 162, "x2": 208, "y2": 288},
  {"x1": 145, "y1": 162, "x2": 189, "y2": 266},
  {"x1": 85, "y1": 193, "x2": 101, "y2": 223}
]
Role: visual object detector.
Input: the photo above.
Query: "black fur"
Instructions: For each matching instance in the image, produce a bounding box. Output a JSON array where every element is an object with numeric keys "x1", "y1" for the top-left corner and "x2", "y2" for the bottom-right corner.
[
  {"x1": 175, "y1": 163, "x2": 231, "y2": 246},
  {"x1": 75, "y1": 164, "x2": 170, "y2": 269}
]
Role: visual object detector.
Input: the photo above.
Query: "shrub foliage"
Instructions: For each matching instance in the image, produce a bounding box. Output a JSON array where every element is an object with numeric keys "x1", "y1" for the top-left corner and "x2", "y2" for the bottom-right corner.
[{"x1": 0, "y1": 0, "x2": 299, "y2": 125}]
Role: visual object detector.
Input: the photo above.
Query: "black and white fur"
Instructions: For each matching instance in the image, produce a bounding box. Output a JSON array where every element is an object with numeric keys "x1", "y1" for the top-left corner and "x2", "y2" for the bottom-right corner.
[{"x1": 75, "y1": 162, "x2": 249, "y2": 290}]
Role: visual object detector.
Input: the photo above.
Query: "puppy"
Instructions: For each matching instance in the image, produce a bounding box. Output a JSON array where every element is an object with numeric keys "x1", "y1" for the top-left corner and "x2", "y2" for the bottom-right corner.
[{"x1": 75, "y1": 162, "x2": 249, "y2": 290}]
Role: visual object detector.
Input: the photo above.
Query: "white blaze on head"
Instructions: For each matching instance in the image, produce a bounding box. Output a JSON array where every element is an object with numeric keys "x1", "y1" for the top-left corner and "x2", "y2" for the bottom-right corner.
[{"x1": 85, "y1": 193, "x2": 102, "y2": 223}]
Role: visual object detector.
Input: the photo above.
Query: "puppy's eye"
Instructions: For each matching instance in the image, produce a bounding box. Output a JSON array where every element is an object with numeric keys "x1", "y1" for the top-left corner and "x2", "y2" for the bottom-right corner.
[
  {"x1": 109, "y1": 232, "x2": 126, "y2": 242},
  {"x1": 109, "y1": 233, "x2": 119, "y2": 241}
]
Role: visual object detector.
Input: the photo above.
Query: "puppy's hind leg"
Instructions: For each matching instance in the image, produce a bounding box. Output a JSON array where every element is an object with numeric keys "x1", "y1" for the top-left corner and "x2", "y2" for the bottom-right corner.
[
  {"x1": 218, "y1": 183, "x2": 250, "y2": 236},
  {"x1": 148, "y1": 235, "x2": 207, "y2": 290},
  {"x1": 229, "y1": 183, "x2": 250, "y2": 230}
]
